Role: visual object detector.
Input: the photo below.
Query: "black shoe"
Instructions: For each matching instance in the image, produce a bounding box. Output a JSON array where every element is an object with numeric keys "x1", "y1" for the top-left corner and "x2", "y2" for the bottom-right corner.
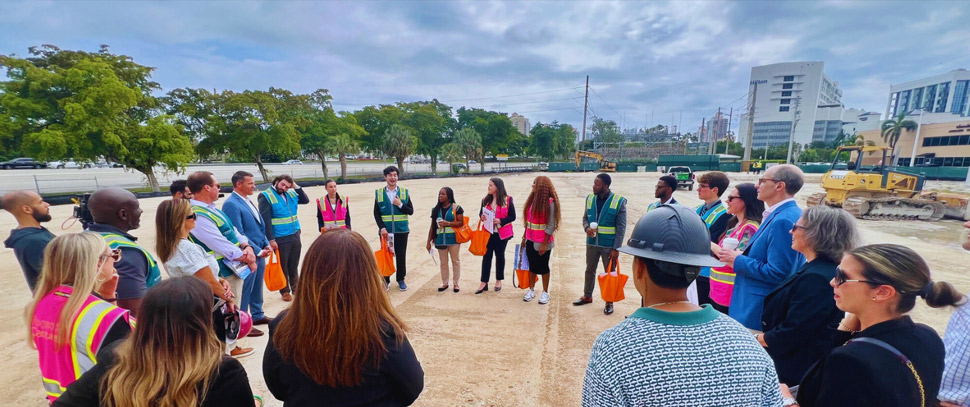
[
  {"x1": 572, "y1": 296, "x2": 593, "y2": 306},
  {"x1": 454, "y1": 286, "x2": 460, "y2": 293},
  {"x1": 437, "y1": 285, "x2": 449, "y2": 292},
  {"x1": 604, "y1": 303, "x2": 614, "y2": 315},
  {"x1": 475, "y1": 284, "x2": 489, "y2": 295},
  {"x1": 252, "y1": 317, "x2": 272, "y2": 325}
]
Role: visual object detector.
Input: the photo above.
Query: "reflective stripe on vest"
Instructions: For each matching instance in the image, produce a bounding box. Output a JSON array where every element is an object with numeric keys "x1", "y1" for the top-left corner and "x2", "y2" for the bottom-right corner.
[
  {"x1": 586, "y1": 193, "x2": 624, "y2": 247},
  {"x1": 489, "y1": 196, "x2": 514, "y2": 239},
  {"x1": 319, "y1": 196, "x2": 348, "y2": 229},
  {"x1": 100, "y1": 233, "x2": 161, "y2": 288},
  {"x1": 263, "y1": 188, "x2": 301, "y2": 237},
  {"x1": 376, "y1": 187, "x2": 409, "y2": 233},
  {"x1": 189, "y1": 205, "x2": 241, "y2": 278},
  {"x1": 524, "y1": 199, "x2": 553, "y2": 243},
  {"x1": 435, "y1": 205, "x2": 458, "y2": 246},
  {"x1": 696, "y1": 202, "x2": 728, "y2": 227}
]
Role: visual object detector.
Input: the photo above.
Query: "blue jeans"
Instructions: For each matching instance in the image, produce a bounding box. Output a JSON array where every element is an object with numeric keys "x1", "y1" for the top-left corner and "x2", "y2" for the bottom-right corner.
[{"x1": 241, "y1": 256, "x2": 266, "y2": 320}]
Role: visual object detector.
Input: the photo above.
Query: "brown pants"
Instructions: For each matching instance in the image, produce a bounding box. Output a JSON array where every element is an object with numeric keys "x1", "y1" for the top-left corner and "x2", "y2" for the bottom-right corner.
[{"x1": 438, "y1": 245, "x2": 461, "y2": 285}]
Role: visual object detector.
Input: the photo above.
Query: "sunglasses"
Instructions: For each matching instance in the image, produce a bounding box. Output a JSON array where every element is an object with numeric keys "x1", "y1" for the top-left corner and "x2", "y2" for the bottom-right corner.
[
  {"x1": 791, "y1": 224, "x2": 806, "y2": 232},
  {"x1": 101, "y1": 248, "x2": 123, "y2": 263},
  {"x1": 833, "y1": 267, "x2": 878, "y2": 287},
  {"x1": 725, "y1": 195, "x2": 741, "y2": 202},
  {"x1": 186, "y1": 213, "x2": 197, "y2": 220}
]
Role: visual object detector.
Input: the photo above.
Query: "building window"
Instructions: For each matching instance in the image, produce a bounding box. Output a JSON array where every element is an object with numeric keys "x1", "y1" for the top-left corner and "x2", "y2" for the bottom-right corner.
[
  {"x1": 779, "y1": 106, "x2": 790, "y2": 112},
  {"x1": 911, "y1": 88, "x2": 923, "y2": 112},
  {"x1": 924, "y1": 85, "x2": 937, "y2": 111},
  {"x1": 951, "y1": 80, "x2": 969, "y2": 115},
  {"x1": 782, "y1": 83, "x2": 793, "y2": 90},
  {"x1": 889, "y1": 92, "x2": 899, "y2": 117},
  {"x1": 899, "y1": 90, "x2": 911, "y2": 114},
  {"x1": 783, "y1": 75, "x2": 794, "y2": 82},
  {"x1": 780, "y1": 99, "x2": 791, "y2": 105},
  {"x1": 782, "y1": 91, "x2": 792, "y2": 97},
  {"x1": 937, "y1": 82, "x2": 950, "y2": 113}
]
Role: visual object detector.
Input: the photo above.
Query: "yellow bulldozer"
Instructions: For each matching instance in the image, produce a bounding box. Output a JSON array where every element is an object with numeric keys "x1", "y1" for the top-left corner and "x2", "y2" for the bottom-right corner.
[
  {"x1": 575, "y1": 150, "x2": 617, "y2": 172},
  {"x1": 806, "y1": 145, "x2": 949, "y2": 221}
]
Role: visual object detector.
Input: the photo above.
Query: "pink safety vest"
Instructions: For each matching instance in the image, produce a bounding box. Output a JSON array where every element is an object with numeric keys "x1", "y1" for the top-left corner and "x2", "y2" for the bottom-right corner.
[
  {"x1": 524, "y1": 199, "x2": 554, "y2": 244},
  {"x1": 709, "y1": 221, "x2": 761, "y2": 307},
  {"x1": 31, "y1": 285, "x2": 132, "y2": 402},
  {"x1": 486, "y1": 196, "x2": 514, "y2": 240},
  {"x1": 318, "y1": 195, "x2": 348, "y2": 229}
]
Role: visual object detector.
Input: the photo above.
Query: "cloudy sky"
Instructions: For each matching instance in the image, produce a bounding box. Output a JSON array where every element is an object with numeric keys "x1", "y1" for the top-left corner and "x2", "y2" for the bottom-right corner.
[{"x1": 2, "y1": 1, "x2": 967, "y2": 135}]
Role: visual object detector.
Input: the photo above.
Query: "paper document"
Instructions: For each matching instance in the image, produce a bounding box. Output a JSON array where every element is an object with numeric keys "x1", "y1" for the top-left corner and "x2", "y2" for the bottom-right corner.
[
  {"x1": 513, "y1": 244, "x2": 529, "y2": 271},
  {"x1": 428, "y1": 247, "x2": 438, "y2": 265},
  {"x1": 482, "y1": 208, "x2": 496, "y2": 233}
]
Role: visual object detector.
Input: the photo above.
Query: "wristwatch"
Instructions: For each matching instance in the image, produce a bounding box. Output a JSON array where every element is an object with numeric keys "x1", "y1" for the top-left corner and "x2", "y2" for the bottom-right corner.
[{"x1": 782, "y1": 396, "x2": 799, "y2": 406}]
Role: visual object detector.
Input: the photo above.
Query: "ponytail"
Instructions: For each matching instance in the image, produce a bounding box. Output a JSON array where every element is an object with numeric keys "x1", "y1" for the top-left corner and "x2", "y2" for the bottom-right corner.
[{"x1": 922, "y1": 281, "x2": 968, "y2": 308}]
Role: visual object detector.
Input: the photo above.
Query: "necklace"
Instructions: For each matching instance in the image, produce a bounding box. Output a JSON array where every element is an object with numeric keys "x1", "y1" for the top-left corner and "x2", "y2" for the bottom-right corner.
[{"x1": 647, "y1": 300, "x2": 693, "y2": 309}]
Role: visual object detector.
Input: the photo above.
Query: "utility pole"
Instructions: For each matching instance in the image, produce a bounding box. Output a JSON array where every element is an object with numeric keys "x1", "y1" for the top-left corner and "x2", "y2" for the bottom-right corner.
[
  {"x1": 744, "y1": 82, "x2": 757, "y2": 162},
  {"x1": 700, "y1": 117, "x2": 706, "y2": 155},
  {"x1": 725, "y1": 107, "x2": 733, "y2": 155},
  {"x1": 581, "y1": 75, "x2": 589, "y2": 145},
  {"x1": 786, "y1": 97, "x2": 801, "y2": 164}
]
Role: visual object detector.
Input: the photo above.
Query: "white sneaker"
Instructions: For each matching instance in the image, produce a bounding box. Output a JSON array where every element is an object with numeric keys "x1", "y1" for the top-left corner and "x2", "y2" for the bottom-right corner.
[
  {"x1": 523, "y1": 288, "x2": 536, "y2": 302},
  {"x1": 538, "y1": 291, "x2": 550, "y2": 304}
]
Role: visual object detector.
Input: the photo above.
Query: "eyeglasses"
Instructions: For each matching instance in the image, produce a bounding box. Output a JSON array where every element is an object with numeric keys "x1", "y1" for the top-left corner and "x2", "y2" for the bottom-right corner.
[
  {"x1": 758, "y1": 178, "x2": 782, "y2": 185},
  {"x1": 100, "y1": 248, "x2": 123, "y2": 263},
  {"x1": 791, "y1": 224, "x2": 806, "y2": 232},
  {"x1": 833, "y1": 267, "x2": 878, "y2": 287},
  {"x1": 697, "y1": 183, "x2": 710, "y2": 189},
  {"x1": 186, "y1": 213, "x2": 197, "y2": 220},
  {"x1": 725, "y1": 195, "x2": 741, "y2": 202}
]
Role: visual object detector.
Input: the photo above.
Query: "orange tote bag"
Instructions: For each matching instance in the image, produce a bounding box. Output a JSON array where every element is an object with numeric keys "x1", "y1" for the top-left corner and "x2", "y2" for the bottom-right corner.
[
  {"x1": 597, "y1": 259, "x2": 629, "y2": 303},
  {"x1": 513, "y1": 243, "x2": 531, "y2": 289},
  {"x1": 468, "y1": 222, "x2": 490, "y2": 256},
  {"x1": 375, "y1": 236, "x2": 396, "y2": 277},
  {"x1": 264, "y1": 250, "x2": 288, "y2": 292},
  {"x1": 453, "y1": 205, "x2": 473, "y2": 244}
]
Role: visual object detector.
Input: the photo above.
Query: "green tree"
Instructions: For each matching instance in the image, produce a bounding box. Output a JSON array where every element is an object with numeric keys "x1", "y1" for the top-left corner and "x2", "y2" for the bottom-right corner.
[
  {"x1": 589, "y1": 116, "x2": 623, "y2": 144},
  {"x1": 198, "y1": 88, "x2": 311, "y2": 182},
  {"x1": 381, "y1": 124, "x2": 418, "y2": 174},
  {"x1": 354, "y1": 104, "x2": 403, "y2": 153},
  {"x1": 529, "y1": 121, "x2": 575, "y2": 161},
  {"x1": 440, "y1": 142, "x2": 464, "y2": 174},
  {"x1": 0, "y1": 45, "x2": 193, "y2": 191},
  {"x1": 453, "y1": 127, "x2": 483, "y2": 173},
  {"x1": 332, "y1": 133, "x2": 362, "y2": 180},
  {"x1": 881, "y1": 113, "x2": 917, "y2": 165},
  {"x1": 299, "y1": 89, "x2": 338, "y2": 179},
  {"x1": 457, "y1": 107, "x2": 522, "y2": 157},
  {"x1": 399, "y1": 100, "x2": 454, "y2": 175}
]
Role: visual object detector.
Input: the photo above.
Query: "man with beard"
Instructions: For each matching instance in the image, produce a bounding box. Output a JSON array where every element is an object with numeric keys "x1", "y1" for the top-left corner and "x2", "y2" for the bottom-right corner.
[
  {"x1": 87, "y1": 188, "x2": 161, "y2": 316},
  {"x1": 2, "y1": 190, "x2": 55, "y2": 293}
]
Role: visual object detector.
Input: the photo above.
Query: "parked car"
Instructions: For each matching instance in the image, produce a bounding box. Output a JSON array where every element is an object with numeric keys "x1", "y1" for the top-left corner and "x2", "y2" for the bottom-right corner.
[
  {"x1": 284, "y1": 160, "x2": 303, "y2": 165},
  {"x1": 1, "y1": 157, "x2": 48, "y2": 169},
  {"x1": 48, "y1": 160, "x2": 92, "y2": 169},
  {"x1": 666, "y1": 166, "x2": 695, "y2": 190}
]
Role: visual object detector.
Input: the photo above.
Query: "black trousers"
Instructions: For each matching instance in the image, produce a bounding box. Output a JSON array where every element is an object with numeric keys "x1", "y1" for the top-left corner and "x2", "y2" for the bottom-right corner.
[
  {"x1": 278, "y1": 235, "x2": 303, "y2": 294},
  {"x1": 384, "y1": 232, "x2": 409, "y2": 283},
  {"x1": 696, "y1": 275, "x2": 713, "y2": 306},
  {"x1": 525, "y1": 242, "x2": 552, "y2": 275},
  {"x1": 480, "y1": 233, "x2": 509, "y2": 283}
]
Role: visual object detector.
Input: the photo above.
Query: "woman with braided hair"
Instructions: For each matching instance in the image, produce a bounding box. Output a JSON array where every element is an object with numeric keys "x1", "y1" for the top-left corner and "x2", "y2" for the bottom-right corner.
[{"x1": 521, "y1": 176, "x2": 561, "y2": 305}]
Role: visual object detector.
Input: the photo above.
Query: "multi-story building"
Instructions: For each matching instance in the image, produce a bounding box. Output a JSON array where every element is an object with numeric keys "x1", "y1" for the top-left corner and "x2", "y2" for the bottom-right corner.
[
  {"x1": 510, "y1": 112, "x2": 531, "y2": 136},
  {"x1": 738, "y1": 61, "x2": 844, "y2": 148},
  {"x1": 708, "y1": 111, "x2": 729, "y2": 143},
  {"x1": 885, "y1": 69, "x2": 970, "y2": 120}
]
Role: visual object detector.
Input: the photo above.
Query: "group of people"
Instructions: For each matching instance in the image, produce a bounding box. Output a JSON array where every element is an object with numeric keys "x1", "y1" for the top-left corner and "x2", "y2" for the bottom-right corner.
[{"x1": 3, "y1": 163, "x2": 969, "y2": 406}]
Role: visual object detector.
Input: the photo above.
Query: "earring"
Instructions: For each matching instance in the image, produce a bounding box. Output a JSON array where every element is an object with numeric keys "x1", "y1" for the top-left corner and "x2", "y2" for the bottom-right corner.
[{"x1": 871, "y1": 297, "x2": 876, "y2": 300}]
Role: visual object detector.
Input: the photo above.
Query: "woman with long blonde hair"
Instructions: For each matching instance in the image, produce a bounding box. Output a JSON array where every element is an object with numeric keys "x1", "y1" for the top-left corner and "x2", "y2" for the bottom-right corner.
[
  {"x1": 155, "y1": 199, "x2": 234, "y2": 304},
  {"x1": 521, "y1": 176, "x2": 561, "y2": 305},
  {"x1": 264, "y1": 229, "x2": 424, "y2": 405},
  {"x1": 25, "y1": 233, "x2": 133, "y2": 403},
  {"x1": 52, "y1": 276, "x2": 255, "y2": 407}
]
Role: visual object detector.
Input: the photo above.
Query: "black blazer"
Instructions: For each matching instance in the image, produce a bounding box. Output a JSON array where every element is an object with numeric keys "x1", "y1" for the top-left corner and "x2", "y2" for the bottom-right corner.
[
  {"x1": 761, "y1": 258, "x2": 844, "y2": 385},
  {"x1": 797, "y1": 316, "x2": 945, "y2": 407}
]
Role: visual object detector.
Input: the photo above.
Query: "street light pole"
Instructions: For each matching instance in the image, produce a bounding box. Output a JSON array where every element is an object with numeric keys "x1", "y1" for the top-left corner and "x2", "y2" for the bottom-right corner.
[{"x1": 909, "y1": 109, "x2": 924, "y2": 167}]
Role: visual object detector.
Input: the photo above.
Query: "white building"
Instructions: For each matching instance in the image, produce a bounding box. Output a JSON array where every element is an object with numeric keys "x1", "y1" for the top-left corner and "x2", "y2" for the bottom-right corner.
[
  {"x1": 510, "y1": 113, "x2": 531, "y2": 136},
  {"x1": 841, "y1": 108, "x2": 882, "y2": 137},
  {"x1": 738, "y1": 61, "x2": 844, "y2": 148},
  {"x1": 885, "y1": 69, "x2": 970, "y2": 125}
]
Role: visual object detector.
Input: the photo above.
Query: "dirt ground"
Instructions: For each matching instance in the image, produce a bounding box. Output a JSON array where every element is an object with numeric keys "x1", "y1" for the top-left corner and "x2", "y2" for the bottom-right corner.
[{"x1": 2, "y1": 172, "x2": 968, "y2": 406}]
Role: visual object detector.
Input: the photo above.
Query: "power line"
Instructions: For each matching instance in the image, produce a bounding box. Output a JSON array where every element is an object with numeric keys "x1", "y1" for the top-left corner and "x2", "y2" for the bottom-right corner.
[
  {"x1": 484, "y1": 96, "x2": 584, "y2": 108},
  {"x1": 588, "y1": 86, "x2": 623, "y2": 121},
  {"x1": 438, "y1": 86, "x2": 584, "y2": 103},
  {"x1": 514, "y1": 106, "x2": 585, "y2": 114}
]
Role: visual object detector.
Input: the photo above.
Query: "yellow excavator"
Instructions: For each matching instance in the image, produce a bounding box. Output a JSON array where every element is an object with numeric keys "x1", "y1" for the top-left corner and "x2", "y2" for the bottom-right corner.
[
  {"x1": 806, "y1": 145, "x2": 946, "y2": 221},
  {"x1": 575, "y1": 150, "x2": 617, "y2": 172}
]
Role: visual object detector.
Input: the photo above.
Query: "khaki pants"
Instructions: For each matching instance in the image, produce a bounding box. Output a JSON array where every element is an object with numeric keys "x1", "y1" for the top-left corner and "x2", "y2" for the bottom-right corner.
[
  {"x1": 438, "y1": 245, "x2": 461, "y2": 285},
  {"x1": 227, "y1": 274, "x2": 244, "y2": 302}
]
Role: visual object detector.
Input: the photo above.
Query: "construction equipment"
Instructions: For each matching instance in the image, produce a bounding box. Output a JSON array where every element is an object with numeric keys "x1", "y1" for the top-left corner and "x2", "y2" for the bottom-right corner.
[
  {"x1": 806, "y1": 146, "x2": 946, "y2": 221},
  {"x1": 575, "y1": 150, "x2": 616, "y2": 172}
]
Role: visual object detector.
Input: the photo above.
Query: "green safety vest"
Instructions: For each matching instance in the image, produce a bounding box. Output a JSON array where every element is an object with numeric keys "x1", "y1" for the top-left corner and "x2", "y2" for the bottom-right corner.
[
  {"x1": 434, "y1": 205, "x2": 460, "y2": 246},
  {"x1": 696, "y1": 201, "x2": 728, "y2": 277},
  {"x1": 585, "y1": 193, "x2": 625, "y2": 248},
  {"x1": 189, "y1": 205, "x2": 241, "y2": 278},
  {"x1": 376, "y1": 187, "x2": 410, "y2": 233},
  {"x1": 100, "y1": 233, "x2": 161, "y2": 288},
  {"x1": 262, "y1": 188, "x2": 301, "y2": 238}
]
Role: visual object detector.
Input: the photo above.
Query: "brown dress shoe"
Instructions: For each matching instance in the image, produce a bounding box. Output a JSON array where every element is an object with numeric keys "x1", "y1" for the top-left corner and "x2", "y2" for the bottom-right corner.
[
  {"x1": 252, "y1": 316, "x2": 272, "y2": 325},
  {"x1": 247, "y1": 327, "x2": 265, "y2": 337},
  {"x1": 281, "y1": 292, "x2": 293, "y2": 302},
  {"x1": 572, "y1": 296, "x2": 593, "y2": 306},
  {"x1": 230, "y1": 346, "x2": 254, "y2": 358}
]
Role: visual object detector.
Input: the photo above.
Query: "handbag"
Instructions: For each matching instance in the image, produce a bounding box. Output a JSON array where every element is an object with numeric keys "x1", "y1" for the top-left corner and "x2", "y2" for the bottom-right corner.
[
  {"x1": 513, "y1": 243, "x2": 531, "y2": 289},
  {"x1": 374, "y1": 236, "x2": 396, "y2": 277},
  {"x1": 848, "y1": 337, "x2": 925, "y2": 407},
  {"x1": 597, "y1": 259, "x2": 628, "y2": 303},
  {"x1": 263, "y1": 250, "x2": 287, "y2": 292},
  {"x1": 468, "y1": 222, "x2": 490, "y2": 256},
  {"x1": 452, "y1": 205, "x2": 472, "y2": 244}
]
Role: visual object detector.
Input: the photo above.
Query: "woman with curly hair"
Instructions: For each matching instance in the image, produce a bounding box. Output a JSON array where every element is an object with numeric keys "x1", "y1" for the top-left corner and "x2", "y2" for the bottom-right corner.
[{"x1": 521, "y1": 176, "x2": 562, "y2": 305}]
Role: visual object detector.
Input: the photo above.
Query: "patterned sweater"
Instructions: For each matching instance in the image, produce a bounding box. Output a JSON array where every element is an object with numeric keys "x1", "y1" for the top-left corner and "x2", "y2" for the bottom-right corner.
[{"x1": 583, "y1": 305, "x2": 784, "y2": 407}]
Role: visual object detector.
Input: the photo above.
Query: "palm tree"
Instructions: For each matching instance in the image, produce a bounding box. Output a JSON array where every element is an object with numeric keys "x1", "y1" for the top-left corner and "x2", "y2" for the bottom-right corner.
[
  {"x1": 330, "y1": 134, "x2": 360, "y2": 180},
  {"x1": 440, "y1": 142, "x2": 464, "y2": 174},
  {"x1": 881, "y1": 113, "x2": 918, "y2": 165}
]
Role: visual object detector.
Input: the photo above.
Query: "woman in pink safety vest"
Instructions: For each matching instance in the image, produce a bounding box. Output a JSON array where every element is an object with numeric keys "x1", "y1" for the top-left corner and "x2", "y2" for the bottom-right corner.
[
  {"x1": 317, "y1": 179, "x2": 351, "y2": 232},
  {"x1": 520, "y1": 176, "x2": 561, "y2": 305},
  {"x1": 25, "y1": 232, "x2": 133, "y2": 403},
  {"x1": 708, "y1": 183, "x2": 764, "y2": 313},
  {"x1": 476, "y1": 177, "x2": 516, "y2": 295}
]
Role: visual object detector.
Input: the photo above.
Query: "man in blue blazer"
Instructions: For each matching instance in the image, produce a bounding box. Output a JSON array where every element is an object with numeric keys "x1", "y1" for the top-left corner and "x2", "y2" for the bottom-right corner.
[
  {"x1": 223, "y1": 171, "x2": 273, "y2": 334},
  {"x1": 719, "y1": 164, "x2": 806, "y2": 330}
]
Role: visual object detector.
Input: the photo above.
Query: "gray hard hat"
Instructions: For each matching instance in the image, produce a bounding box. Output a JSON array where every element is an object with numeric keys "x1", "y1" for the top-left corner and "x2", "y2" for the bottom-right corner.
[{"x1": 618, "y1": 204, "x2": 724, "y2": 269}]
